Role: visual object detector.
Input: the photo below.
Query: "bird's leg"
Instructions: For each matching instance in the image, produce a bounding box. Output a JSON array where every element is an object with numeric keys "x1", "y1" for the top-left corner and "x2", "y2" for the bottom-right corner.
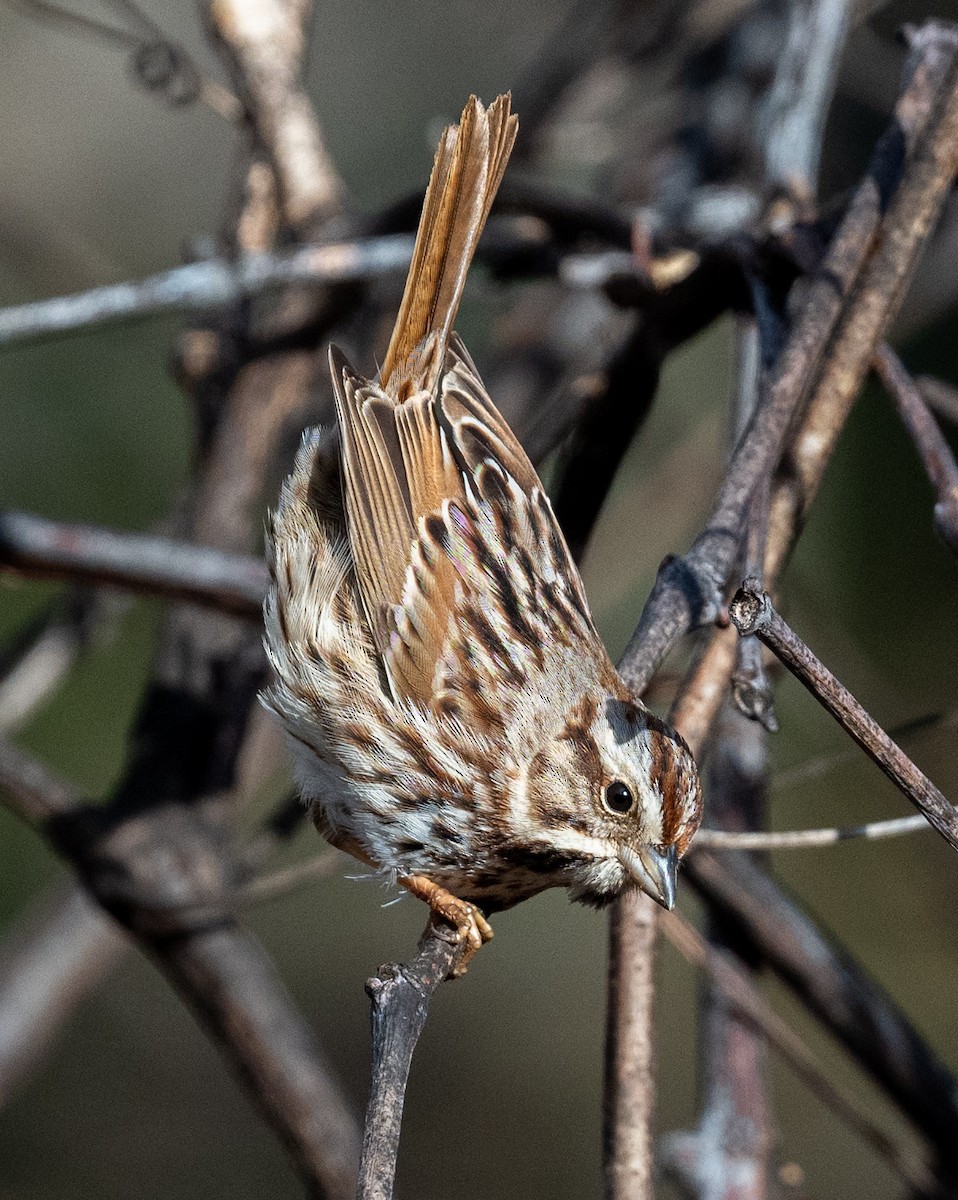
[
  {"x1": 315, "y1": 810, "x2": 493, "y2": 974},
  {"x1": 399, "y1": 873, "x2": 494, "y2": 976}
]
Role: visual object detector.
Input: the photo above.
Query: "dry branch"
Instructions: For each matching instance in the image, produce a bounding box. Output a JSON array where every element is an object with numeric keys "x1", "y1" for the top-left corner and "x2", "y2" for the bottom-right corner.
[
  {"x1": 874, "y1": 343, "x2": 958, "y2": 554},
  {"x1": 728, "y1": 581, "x2": 958, "y2": 852},
  {"x1": 0, "y1": 511, "x2": 267, "y2": 616},
  {"x1": 685, "y1": 848, "x2": 958, "y2": 1174},
  {"x1": 358, "y1": 929, "x2": 464, "y2": 1200}
]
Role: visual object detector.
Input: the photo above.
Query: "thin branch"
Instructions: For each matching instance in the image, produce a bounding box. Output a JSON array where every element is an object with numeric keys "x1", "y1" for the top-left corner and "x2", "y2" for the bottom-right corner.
[
  {"x1": 773, "y1": 705, "x2": 958, "y2": 793},
  {"x1": 694, "y1": 813, "x2": 929, "y2": 849},
  {"x1": 728, "y1": 581, "x2": 958, "y2": 853},
  {"x1": 358, "y1": 927, "x2": 463, "y2": 1200},
  {"x1": 12, "y1": 0, "x2": 241, "y2": 118},
  {"x1": 243, "y1": 848, "x2": 340, "y2": 904},
  {"x1": 0, "y1": 236, "x2": 414, "y2": 349},
  {"x1": 0, "y1": 590, "x2": 126, "y2": 734},
  {"x1": 658, "y1": 909, "x2": 935, "y2": 1196},
  {"x1": 874, "y1": 343, "x2": 958, "y2": 555},
  {"x1": 0, "y1": 510, "x2": 267, "y2": 615},
  {"x1": 917, "y1": 373, "x2": 958, "y2": 427}
]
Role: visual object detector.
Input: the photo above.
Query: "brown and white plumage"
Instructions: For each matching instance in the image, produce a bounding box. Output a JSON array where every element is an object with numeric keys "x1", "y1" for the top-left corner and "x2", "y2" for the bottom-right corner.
[{"x1": 264, "y1": 95, "x2": 702, "y2": 961}]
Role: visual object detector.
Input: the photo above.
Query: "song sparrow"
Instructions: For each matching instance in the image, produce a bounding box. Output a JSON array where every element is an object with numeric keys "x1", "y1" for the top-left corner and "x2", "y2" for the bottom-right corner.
[{"x1": 264, "y1": 94, "x2": 702, "y2": 969}]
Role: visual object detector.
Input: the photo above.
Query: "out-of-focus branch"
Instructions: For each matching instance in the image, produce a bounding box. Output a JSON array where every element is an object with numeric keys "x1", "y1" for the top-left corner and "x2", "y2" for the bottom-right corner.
[
  {"x1": 918, "y1": 374, "x2": 958, "y2": 427},
  {"x1": 761, "y1": 0, "x2": 853, "y2": 202},
  {"x1": 0, "y1": 884, "x2": 123, "y2": 1106},
  {"x1": 207, "y1": 0, "x2": 343, "y2": 233},
  {"x1": 0, "y1": 590, "x2": 125, "y2": 735},
  {"x1": 658, "y1": 909, "x2": 935, "y2": 1196},
  {"x1": 0, "y1": 8, "x2": 367, "y2": 1191},
  {"x1": 0, "y1": 237, "x2": 414, "y2": 350},
  {"x1": 685, "y1": 848, "x2": 958, "y2": 1174},
  {"x1": 665, "y1": 704, "x2": 774, "y2": 1200},
  {"x1": 0, "y1": 511, "x2": 267, "y2": 616},
  {"x1": 728, "y1": 581, "x2": 958, "y2": 852},
  {"x1": 0, "y1": 737, "x2": 76, "y2": 824},
  {"x1": 874, "y1": 344, "x2": 958, "y2": 554}
]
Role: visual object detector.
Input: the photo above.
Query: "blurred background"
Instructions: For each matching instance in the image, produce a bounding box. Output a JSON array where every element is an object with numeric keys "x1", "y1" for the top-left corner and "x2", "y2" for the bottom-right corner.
[{"x1": 1, "y1": 1, "x2": 958, "y2": 1197}]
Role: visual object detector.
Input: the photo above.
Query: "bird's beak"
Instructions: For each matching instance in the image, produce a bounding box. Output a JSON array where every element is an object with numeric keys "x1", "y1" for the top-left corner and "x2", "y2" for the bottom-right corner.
[{"x1": 618, "y1": 844, "x2": 677, "y2": 910}]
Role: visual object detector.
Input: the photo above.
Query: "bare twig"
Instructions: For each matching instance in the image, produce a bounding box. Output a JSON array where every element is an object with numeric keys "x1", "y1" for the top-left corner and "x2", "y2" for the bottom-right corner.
[
  {"x1": 728, "y1": 581, "x2": 958, "y2": 853},
  {"x1": 12, "y1": 0, "x2": 241, "y2": 118},
  {"x1": 658, "y1": 909, "x2": 935, "y2": 1195},
  {"x1": 0, "y1": 237, "x2": 414, "y2": 349},
  {"x1": 0, "y1": 511, "x2": 267, "y2": 615},
  {"x1": 918, "y1": 373, "x2": 958, "y2": 427},
  {"x1": 874, "y1": 343, "x2": 958, "y2": 555},
  {"x1": 694, "y1": 813, "x2": 929, "y2": 849},
  {"x1": 358, "y1": 928, "x2": 463, "y2": 1200}
]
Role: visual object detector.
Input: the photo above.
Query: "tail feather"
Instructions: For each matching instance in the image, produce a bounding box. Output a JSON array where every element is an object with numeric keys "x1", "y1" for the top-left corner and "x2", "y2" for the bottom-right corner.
[{"x1": 380, "y1": 95, "x2": 518, "y2": 394}]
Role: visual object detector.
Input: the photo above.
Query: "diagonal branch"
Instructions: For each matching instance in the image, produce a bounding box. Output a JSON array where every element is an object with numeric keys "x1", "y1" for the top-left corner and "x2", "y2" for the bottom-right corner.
[
  {"x1": 620, "y1": 22, "x2": 958, "y2": 695},
  {"x1": 874, "y1": 343, "x2": 958, "y2": 555},
  {"x1": 728, "y1": 581, "x2": 958, "y2": 852}
]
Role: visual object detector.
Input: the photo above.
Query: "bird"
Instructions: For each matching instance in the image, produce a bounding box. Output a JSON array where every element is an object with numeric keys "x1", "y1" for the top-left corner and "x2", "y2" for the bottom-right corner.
[{"x1": 263, "y1": 94, "x2": 702, "y2": 971}]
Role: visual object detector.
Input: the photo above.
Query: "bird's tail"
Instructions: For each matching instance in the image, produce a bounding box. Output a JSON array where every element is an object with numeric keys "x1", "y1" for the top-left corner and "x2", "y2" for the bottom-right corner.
[{"x1": 379, "y1": 94, "x2": 517, "y2": 395}]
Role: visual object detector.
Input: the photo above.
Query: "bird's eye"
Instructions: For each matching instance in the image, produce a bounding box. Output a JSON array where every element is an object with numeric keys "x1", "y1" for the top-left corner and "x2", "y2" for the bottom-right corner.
[{"x1": 603, "y1": 781, "x2": 635, "y2": 815}]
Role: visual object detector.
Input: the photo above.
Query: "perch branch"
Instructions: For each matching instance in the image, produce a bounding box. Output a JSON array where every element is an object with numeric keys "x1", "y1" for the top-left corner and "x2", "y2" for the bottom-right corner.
[
  {"x1": 358, "y1": 927, "x2": 463, "y2": 1200},
  {"x1": 728, "y1": 581, "x2": 958, "y2": 852}
]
